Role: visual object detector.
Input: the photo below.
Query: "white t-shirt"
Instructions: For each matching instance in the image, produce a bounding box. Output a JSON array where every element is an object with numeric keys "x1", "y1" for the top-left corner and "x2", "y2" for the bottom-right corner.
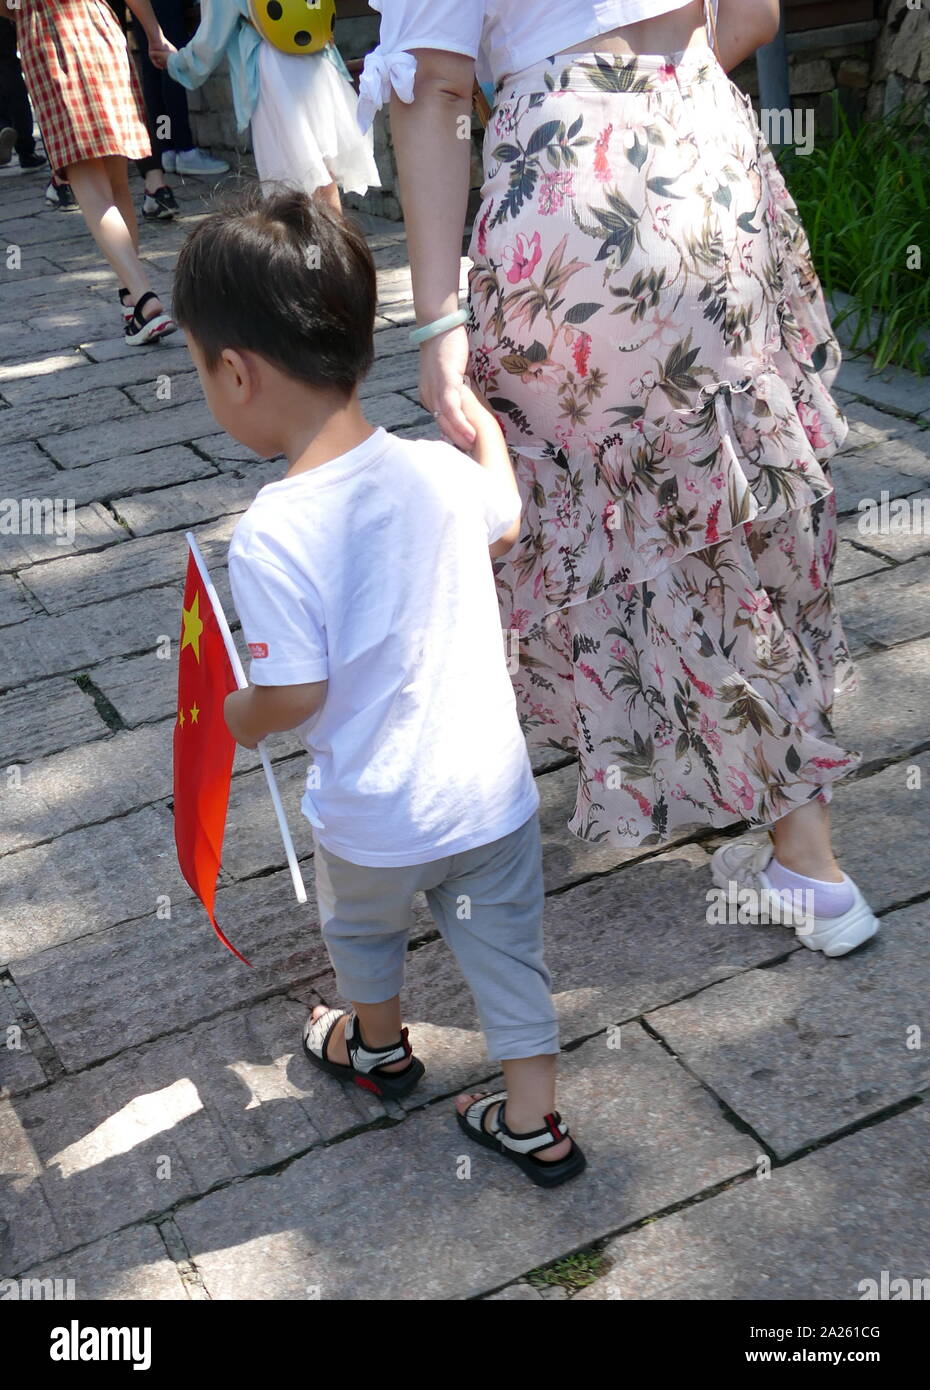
[
  {"x1": 357, "y1": 0, "x2": 717, "y2": 128},
  {"x1": 227, "y1": 426, "x2": 539, "y2": 868}
]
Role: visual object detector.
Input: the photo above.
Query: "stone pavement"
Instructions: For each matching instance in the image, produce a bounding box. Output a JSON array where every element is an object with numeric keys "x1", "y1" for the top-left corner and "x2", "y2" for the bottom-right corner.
[{"x1": 1, "y1": 169, "x2": 928, "y2": 1302}]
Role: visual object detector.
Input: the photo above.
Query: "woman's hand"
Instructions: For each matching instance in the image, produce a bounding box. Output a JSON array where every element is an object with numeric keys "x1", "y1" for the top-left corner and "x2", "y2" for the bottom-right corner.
[
  {"x1": 418, "y1": 325, "x2": 477, "y2": 452},
  {"x1": 149, "y1": 33, "x2": 177, "y2": 69}
]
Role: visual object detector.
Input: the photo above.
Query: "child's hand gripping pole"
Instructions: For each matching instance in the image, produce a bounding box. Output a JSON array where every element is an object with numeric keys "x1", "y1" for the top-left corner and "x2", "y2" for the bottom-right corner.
[{"x1": 185, "y1": 532, "x2": 308, "y2": 905}]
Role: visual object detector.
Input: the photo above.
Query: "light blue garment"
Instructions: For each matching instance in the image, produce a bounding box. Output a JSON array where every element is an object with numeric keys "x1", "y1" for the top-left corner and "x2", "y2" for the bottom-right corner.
[{"x1": 167, "y1": 0, "x2": 354, "y2": 134}]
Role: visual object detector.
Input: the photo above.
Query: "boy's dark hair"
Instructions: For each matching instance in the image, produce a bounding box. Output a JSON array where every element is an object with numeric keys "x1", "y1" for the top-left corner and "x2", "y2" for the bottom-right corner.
[{"x1": 172, "y1": 186, "x2": 376, "y2": 394}]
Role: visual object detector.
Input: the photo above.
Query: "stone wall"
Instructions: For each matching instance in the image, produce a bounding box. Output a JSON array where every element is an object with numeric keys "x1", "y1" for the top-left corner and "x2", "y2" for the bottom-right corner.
[{"x1": 866, "y1": 0, "x2": 930, "y2": 120}]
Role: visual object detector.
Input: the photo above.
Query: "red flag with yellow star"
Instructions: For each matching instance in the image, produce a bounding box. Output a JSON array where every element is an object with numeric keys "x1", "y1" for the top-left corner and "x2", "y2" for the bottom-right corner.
[{"x1": 173, "y1": 549, "x2": 251, "y2": 965}]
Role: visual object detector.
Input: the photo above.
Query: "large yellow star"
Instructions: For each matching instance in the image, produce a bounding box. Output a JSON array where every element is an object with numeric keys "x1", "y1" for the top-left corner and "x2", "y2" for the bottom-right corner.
[{"x1": 181, "y1": 591, "x2": 204, "y2": 663}]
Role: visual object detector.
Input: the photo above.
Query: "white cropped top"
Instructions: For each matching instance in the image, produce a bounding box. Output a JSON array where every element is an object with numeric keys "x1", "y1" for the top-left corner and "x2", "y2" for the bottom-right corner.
[{"x1": 356, "y1": 0, "x2": 718, "y2": 131}]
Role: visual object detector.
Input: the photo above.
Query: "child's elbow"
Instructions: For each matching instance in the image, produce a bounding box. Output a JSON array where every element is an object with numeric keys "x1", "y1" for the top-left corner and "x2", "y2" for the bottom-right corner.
[{"x1": 489, "y1": 520, "x2": 521, "y2": 559}]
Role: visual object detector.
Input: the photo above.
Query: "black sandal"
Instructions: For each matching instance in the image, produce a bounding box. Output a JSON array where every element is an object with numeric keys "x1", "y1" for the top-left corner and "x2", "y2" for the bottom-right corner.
[
  {"x1": 456, "y1": 1090, "x2": 587, "y2": 1188},
  {"x1": 303, "y1": 1006, "x2": 425, "y2": 1101},
  {"x1": 124, "y1": 289, "x2": 176, "y2": 345},
  {"x1": 118, "y1": 287, "x2": 134, "y2": 323}
]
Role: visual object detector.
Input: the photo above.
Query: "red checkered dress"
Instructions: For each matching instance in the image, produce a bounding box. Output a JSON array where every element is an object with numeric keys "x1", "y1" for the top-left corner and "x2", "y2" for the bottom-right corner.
[{"x1": 17, "y1": 0, "x2": 150, "y2": 173}]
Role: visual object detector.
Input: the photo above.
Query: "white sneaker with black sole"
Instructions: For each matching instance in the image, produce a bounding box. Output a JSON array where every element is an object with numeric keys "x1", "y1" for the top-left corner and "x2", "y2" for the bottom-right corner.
[{"x1": 710, "y1": 839, "x2": 880, "y2": 957}]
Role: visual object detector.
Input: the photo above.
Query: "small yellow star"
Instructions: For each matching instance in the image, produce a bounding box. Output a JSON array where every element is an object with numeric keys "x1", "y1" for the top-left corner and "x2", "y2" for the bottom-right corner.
[
  {"x1": 181, "y1": 591, "x2": 204, "y2": 663},
  {"x1": 178, "y1": 706, "x2": 185, "y2": 727},
  {"x1": 190, "y1": 704, "x2": 200, "y2": 725}
]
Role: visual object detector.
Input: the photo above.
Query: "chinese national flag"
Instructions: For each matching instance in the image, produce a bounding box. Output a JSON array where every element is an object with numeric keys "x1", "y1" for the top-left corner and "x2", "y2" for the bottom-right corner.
[{"x1": 173, "y1": 550, "x2": 251, "y2": 965}]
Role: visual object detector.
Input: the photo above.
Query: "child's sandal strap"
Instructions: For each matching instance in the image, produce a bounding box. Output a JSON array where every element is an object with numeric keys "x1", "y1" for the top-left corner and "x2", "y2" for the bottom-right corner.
[
  {"x1": 344, "y1": 1013, "x2": 413, "y2": 1072},
  {"x1": 498, "y1": 1108, "x2": 570, "y2": 1156}
]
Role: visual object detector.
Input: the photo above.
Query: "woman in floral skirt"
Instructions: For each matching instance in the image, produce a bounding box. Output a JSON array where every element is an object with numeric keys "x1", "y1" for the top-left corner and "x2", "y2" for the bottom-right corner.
[{"x1": 358, "y1": 0, "x2": 879, "y2": 966}]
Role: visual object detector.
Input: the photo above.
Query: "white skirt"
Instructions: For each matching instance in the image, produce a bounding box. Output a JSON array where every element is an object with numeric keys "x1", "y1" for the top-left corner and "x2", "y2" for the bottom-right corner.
[{"x1": 251, "y1": 43, "x2": 381, "y2": 196}]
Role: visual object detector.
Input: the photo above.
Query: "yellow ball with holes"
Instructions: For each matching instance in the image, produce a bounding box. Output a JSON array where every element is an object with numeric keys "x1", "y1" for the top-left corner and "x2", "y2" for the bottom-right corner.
[{"x1": 248, "y1": 0, "x2": 336, "y2": 55}]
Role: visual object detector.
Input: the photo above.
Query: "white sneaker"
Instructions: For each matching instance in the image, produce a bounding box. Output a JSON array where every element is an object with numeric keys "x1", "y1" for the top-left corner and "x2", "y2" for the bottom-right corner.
[
  {"x1": 174, "y1": 148, "x2": 230, "y2": 177},
  {"x1": 710, "y1": 839, "x2": 879, "y2": 957}
]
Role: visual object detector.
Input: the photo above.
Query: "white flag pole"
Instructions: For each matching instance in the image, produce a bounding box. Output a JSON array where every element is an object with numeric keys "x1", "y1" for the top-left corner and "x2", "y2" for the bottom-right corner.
[{"x1": 185, "y1": 531, "x2": 308, "y2": 905}]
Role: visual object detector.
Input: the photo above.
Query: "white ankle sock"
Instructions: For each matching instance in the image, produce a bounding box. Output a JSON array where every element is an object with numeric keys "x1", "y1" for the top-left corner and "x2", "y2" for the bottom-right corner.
[{"x1": 768, "y1": 858, "x2": 855, "y2": 918}]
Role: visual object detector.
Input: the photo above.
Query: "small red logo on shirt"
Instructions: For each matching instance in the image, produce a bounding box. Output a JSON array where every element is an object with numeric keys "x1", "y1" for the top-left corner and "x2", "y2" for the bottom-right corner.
[{"x1": 248, "y1": 642, "x2": 269, "y2": 659}]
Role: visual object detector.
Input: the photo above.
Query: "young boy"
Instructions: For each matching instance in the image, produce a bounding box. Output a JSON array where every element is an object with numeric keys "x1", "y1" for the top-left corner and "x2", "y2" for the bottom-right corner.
[{"x1": 172, "y1": 188, "x2": 585, "y2": 1188}]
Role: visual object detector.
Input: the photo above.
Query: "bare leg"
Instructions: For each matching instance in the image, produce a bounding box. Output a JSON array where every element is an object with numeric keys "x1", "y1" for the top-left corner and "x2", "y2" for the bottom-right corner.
[
  {"x1": 104, "y1": 155, "x2": 141, "y2": 255},
  {"x1": 314, "y1": 179, "x2": 341, "y2": 213},
  {"x1": 771, "y1": 796, "x2": 843, "y2": 882},
  {"x1": 65, "y1": 156, "x2": 163, "y2": 312}
]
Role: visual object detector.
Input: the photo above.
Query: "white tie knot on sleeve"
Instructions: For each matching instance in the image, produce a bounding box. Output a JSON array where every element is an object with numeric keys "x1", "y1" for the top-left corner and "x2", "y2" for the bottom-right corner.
[{"x1": 356, "y1": 48, "x2": 419, "y2": 132}]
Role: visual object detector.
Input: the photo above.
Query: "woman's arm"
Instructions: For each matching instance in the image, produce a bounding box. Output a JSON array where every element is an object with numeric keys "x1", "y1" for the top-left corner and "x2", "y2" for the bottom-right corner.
[
  {"x1": 167, "y1": 0, "x2": 241, "y2": 89},
  {"x1": 714, "y1": 0, "x2": 781, "y2": 71},
  {"x1": 389, "y1": 48, "x2": 478, "y2": 448}
]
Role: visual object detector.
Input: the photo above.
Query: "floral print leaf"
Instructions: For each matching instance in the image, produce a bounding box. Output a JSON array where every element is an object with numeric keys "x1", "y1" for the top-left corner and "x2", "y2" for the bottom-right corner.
[
  {"x1": 785, "y1": 744, "x2": 802, "y2": 774},
  {"x1": 564, "y1": 301, "x2": 603, "y2": 324},
  {"x1": 492, "y1": 143, "x2": 522, "y2": 163},
  {"x1": 627, "y1": 135, "x2": 649, "y2": 170},
  {"x1": 583, "y1": 55, "x2": 652, "y2": 95},
  {"x1": 526, "y1": 120, "x2": 562, "y2": 156},
  {"x1": 646, "y1": 175, "x2": 684, "y2": 199}
]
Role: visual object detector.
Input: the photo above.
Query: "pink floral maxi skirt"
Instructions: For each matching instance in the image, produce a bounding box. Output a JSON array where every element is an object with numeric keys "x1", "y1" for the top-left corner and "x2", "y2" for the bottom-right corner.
[{"x1": 466, "y1": 44, "x2": 859, "y2": 848}]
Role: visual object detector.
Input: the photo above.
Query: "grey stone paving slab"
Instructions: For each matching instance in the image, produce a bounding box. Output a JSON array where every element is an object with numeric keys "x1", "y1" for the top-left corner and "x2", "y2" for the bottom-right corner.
[
  {"x1": 352, "y1": 390, "x2": 431, "y2": 433},
  {"x1": 0, "y1": 983, "x2": 46, "y2": 1097},
  {"x1": 833, "y1": 535, "x2": 893, "y2": 585},
  {"x1": 0, "y1": 995, "x2": 367, "y2": 1276},
  {"x1": 124, "y1": 369, "x2": 204, "y2": 414},
  {"x1": 0, "y1": 802, "x2": 185, "y2": 964},
  {"x1": 21, "y1": 516, "x2": 236, "y2": 614},
  {"x1": 0, "y1": 722, "x2": 173, "y2": 855},
  {"x1": 41, "y1": 400, "x2": 216, "y2": 468},
  {"x1": 112, "y1": 464, "x2": 280, "y2": 536},
  {"x1": 86, "y1": 650, "x2": 178, "y2": 728},
  {"x1": 358, "y1": 350, "x2": 422, "y2": 399},
  {"x1": 836, "y1": 355, "x2": 930, "y2": 420},
  {"x1": 575, "y1": 1103, "x2": 930, "y2": 1300},
  {"x1": 191, "y1": 433, "x2": 268, "y2": 470},
  {"x1": 81, "y1": 328, "x2": 188, "y2": 364},
  {"x1": 222, "y1": 756, "x2": 314, "y2": 880},
  {"x1": 9, "y1": 1224, "x2": 188, "y2": 1300},
  {"x1": 0, "y1": 256, "x2": 63, "y2": 284},
  {"x1": 841, "y1": 399, "x2": 930, "y2": 450},
  {"x1": 0, "y1": 350, "x2": 83, "y2": 387},
  {"x1": 833, "y1": 640, "x2": 930, "y2": 765},
  {"x1": 0, "y1": 574, "x2": 37, "y2": 628},
  {"x1": 837, "y1": 557, "x2": 930, "y2": 645},
  {"x1": 0, "y1": 676, "x2": 106, "y2": 765},
  {"x1": 175, "y1": 1026, "x2": 757, "y2": 1301},
  {"x1": 0, "y1": 265, "x2": 111, "y2": 304},
  {"x1": 0, "y1": 214, "x2": 89, "y2": 250},
  {"x1": 0, "y1": 385, "x2": 140, "y2": 449},
  {"x1": 828, "y1": 752, "x2": 930, "y2": 912},
  {"x1": 0, "y1": 503, "x2": 126, "y2": 574},
  {"x1": 646, "y1": 899, "x2": 929, "y2": 1157},
  {"x1": 309, "y1": 844, "x2": 808, "y2": 1109},
  {"x1": 2, "y1": 585, "x2": 182, "y2": 684},
  {"x1": 841, "y1": 492, "x2": 930, "y2": 563},
  {"x1": 12, "y1": 866, "x2": 329, "y2": 1069},
  {"x1": 829, "y1": 453, "x2": 928, "y2": 517},
  {"x1": 3, "y1": 441, "x2": 214, "y2": 508},
  {"x1": 0, "y1": 344, "x2": 194, "y2": 407}
]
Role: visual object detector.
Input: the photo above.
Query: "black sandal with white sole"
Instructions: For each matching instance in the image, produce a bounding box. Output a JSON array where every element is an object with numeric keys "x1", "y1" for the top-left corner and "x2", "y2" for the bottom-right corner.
[
  {"x1": 456, "y1": 1090, "x2": 587, "y2": 1188},
  {"x1": 124, "y1": 289, "x2": 176, "y2": 345},
  {"x1": 303, "y1": 1006, "x2": 425, "y2": 1101}
]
